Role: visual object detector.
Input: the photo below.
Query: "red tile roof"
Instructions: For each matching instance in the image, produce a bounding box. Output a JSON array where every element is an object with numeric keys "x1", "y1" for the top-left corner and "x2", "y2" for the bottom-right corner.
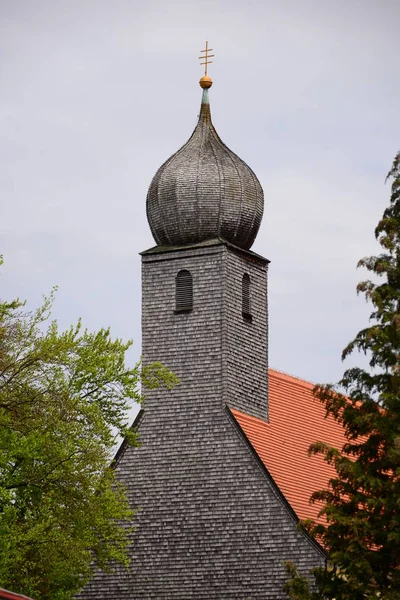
[
  {"x1": 232, "y1": 368, "x2": 347, "y2": 524},
  {"x1": 0, "y1": 590, "x2": 34, "y2": 600}
]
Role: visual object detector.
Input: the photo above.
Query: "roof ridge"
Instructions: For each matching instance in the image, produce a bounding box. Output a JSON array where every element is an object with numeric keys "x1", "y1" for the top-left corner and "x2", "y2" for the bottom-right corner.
[{"x1": 268, "y1": 367, "x2": 316, "y2": 390}]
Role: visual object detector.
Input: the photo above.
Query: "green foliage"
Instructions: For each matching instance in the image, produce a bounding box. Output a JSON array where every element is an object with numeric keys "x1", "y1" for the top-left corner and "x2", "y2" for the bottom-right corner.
[
  {"x1": 286, "y1": 152, "x2": 400, "y2": 600},
  {"x1": 284, "y1": 562, "x2": 314, "y2": 600},
  {"x1": 0, "y1": 266, "x2": 178, "y2": 599}
]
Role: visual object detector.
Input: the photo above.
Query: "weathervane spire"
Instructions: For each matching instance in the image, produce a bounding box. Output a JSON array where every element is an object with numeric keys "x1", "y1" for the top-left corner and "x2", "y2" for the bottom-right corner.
[{"x1": 199, "y1": 40, "x2": 214, "y2": 89}]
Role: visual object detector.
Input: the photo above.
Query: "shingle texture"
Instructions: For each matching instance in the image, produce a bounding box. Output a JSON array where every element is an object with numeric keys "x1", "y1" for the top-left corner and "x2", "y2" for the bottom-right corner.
[
  {"x1": 142, "y1": 240, "x2": 269, "y2": 421},
  {"x1": 77, "y1": 242, "x2": 325, "y2": 600},
  {"x1": 146, "y1": 90, "x2": 264, "y2": 250}
]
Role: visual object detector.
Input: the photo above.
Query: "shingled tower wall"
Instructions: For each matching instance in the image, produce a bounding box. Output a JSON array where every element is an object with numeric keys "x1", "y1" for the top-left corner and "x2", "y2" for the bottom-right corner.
[{"x1": 142, "y1": 241, "x2": 269, "y2": 421}]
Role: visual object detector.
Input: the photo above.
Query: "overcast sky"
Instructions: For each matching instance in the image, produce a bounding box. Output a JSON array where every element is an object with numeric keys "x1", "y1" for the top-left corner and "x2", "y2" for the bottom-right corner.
[{"x1": 1, "y1": 0, "x2": 399, "y2": 420}]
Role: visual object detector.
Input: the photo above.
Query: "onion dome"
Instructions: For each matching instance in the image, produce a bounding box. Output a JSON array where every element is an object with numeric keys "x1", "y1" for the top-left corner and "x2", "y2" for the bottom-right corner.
[{"x1": 146, "y1": 82, "x2": 264, "y2": 250}]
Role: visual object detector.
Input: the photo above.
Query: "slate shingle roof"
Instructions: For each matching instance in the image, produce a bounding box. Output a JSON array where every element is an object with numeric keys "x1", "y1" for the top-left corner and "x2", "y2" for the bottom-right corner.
[{"x1": 232, "y1": 368, "x2": 347, "y2": 524}]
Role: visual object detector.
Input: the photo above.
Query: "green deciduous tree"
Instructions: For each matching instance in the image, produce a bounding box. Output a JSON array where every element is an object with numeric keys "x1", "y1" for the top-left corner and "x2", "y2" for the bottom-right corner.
[
  {"x1": 285, "y1": 151, "x2": 400, "y2": 600},
  {"x1": 0, "y1": 270, "x2": 177, "y2": 599}
]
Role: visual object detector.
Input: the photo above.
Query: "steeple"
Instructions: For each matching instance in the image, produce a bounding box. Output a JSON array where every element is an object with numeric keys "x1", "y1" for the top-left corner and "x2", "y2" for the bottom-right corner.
[
  {"x1": 77, "y1": 47, "x2": 326, "y2": 600},
  {"x1": 146, "y1": 49, "x2": 264, "y2": 251}
]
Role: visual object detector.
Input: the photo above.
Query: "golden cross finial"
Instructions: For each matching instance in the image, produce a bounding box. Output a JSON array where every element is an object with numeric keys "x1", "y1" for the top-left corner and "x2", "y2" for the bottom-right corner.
[
  {"x1": 199, "y1": 41, "x2": 214, "y2": 89},
  {"x1": 199, "y1": 41, "x2": 214, "y2": 76}
]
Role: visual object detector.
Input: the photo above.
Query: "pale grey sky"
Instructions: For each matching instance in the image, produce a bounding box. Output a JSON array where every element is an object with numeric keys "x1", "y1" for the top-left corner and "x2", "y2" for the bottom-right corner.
[{"x1": 1, "y1": 0, "x2": 399, "y2": 419}]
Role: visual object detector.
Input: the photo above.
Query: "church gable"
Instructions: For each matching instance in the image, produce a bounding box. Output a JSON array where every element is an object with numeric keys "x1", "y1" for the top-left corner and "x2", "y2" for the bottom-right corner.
[{"x1": 80, "y1": 396, "x2": 324, "y2": 600}]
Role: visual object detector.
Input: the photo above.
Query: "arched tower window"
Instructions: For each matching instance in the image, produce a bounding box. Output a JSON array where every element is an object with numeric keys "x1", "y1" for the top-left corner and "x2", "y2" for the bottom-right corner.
[
  {"x1": 242, "y1": 273, "x2": 252, "y2": 321},
  {"x1": 175, "y1": 270, "x2": 193, "y2": 313}
]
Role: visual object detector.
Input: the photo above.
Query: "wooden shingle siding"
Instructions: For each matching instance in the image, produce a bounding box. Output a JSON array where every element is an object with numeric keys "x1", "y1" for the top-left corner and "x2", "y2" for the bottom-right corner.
[{"x1": 146, "y1": 93, "x2": 264, "y2": 251}]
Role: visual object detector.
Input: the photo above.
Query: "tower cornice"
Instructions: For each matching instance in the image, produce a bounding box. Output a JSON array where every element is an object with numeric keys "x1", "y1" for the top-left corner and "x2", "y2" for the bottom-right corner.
[{"x1": 140, "y1": 237, "x2": 270, "y2": 265}]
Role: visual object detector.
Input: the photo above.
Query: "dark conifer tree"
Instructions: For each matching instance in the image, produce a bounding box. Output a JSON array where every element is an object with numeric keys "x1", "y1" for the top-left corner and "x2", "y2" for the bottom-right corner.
[{"x1": 286, "y1": 151, "x2": 400, "y2": 600}]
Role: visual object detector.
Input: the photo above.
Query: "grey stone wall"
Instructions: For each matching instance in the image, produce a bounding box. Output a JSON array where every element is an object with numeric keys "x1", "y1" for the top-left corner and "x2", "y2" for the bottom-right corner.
[{"x1": 77, "y1": 240, "x2": 325, "y2": 600}]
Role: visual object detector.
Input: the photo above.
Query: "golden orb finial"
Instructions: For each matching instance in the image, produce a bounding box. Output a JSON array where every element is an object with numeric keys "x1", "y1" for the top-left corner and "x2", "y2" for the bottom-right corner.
[
  {"x1": 199, "y1": 41, "x2": 214, "y2": 88},
  {"x1": 200, "y1": 75, "x2": 212, "y2": 89}
]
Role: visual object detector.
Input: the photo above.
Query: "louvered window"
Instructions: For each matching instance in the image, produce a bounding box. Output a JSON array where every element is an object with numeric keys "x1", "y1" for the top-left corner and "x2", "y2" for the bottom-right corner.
[
  {"x1": 175, "y1": 270, "x2": 193, "y2": 313},
  {"x1": 242, "y1": 273, "x2": 252, "y2": 321}
]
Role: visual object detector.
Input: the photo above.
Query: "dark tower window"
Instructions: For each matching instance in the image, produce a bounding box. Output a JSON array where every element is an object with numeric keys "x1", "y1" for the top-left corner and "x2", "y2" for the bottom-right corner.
[
  {"x1": 242, "y1": 273, "x2": 252, "y2": 321},
  {"x1": 175, "y1": 270, "x2": 193, "y2": 313}
]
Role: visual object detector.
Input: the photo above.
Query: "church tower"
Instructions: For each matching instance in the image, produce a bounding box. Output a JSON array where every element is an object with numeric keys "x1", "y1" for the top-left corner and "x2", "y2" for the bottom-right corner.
[
  {"x1": 143, "y1": 73, "x2": 269, "y2": 422},
  {"x1": 78, "y1": 51, "x2": 325, "y2": 600}
]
